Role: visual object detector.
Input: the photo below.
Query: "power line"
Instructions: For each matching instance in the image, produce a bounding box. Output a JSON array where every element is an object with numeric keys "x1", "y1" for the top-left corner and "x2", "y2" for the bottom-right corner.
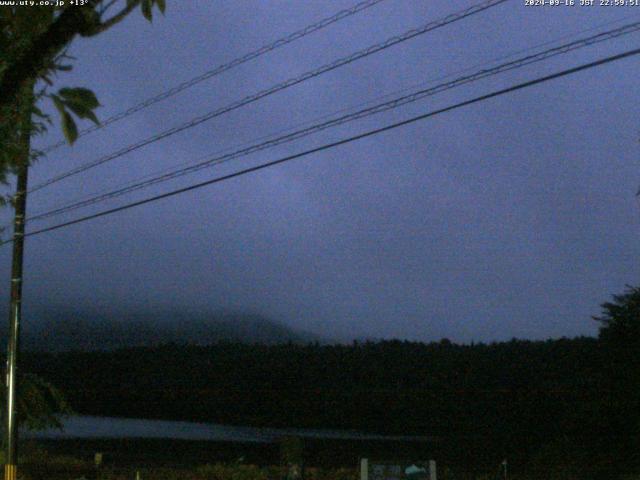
[
  {"x1": 26, "y1": 20, "x2": 640, "y2": 223},
  {"x1": 39, "y1": 0, "x2": 388, "y2": 155},
  {"x1": 10, "y1": 45, "x2": 640, "y2": 244},
  {"x1": 32, "y1": 0, "x2": 506, "y2": 192},
  {"x1": 28, "y1": 12, "x2": 640, "y2": 222},
  {"x1": 28, "y1": 0, "x2": 508, "y2": 194}
]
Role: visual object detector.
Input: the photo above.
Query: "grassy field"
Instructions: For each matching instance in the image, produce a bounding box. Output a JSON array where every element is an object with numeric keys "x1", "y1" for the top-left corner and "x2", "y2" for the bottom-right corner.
[
  {"x1": 13, "y1": 437, "x2": 640, "y2": 480},
  {"x1": 15, "y1": 438, "x2": 429, "y2": 480},
  {"x1": 16, "y1": 439, "x2": 358, "y2": 480}
]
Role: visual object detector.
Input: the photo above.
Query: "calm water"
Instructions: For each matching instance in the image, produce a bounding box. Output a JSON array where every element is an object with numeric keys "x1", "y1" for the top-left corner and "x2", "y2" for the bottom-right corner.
[{"x1": 25, "y1": 415, "x2": 431, "y2": 443}]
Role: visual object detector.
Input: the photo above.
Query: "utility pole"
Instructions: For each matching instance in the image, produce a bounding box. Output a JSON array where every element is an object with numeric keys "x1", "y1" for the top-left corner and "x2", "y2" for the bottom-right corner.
[{"x1": 4, "y1": 82, "x2": 33, "y2": 480}]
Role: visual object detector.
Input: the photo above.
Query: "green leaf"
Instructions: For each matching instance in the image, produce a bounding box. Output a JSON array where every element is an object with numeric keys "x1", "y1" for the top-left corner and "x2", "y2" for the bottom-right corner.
[
  {"x1": 32, "y1": 105, "x2": 52, "y2": 125},
  {"x1": 50, "y1": 94, "x2": 65, "y2": 116},
  {"x1": 62, "y1": 99, "x2": 100, "y2": 126},
  {"x1": 58, "y1": 87, "x2": 99, "y2": 109},
  {"x1": 141, "y1": 0, "x2": 153, "y2": 21},
  {"x1": 61, "y1": 110, "x2": 78, "y2": 144},
  {"x1": 155, "y1": 0, "x2": 166, "y2": 14},
  {"x1": 56, "y1": 88, "x2": 100, "y2": 126}
]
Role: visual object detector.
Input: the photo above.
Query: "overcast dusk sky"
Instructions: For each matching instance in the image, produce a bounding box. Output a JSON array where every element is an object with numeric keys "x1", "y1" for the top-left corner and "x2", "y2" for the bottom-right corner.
[{"x1": 1, "y1": 0, "x2": 639, "y2": 343}]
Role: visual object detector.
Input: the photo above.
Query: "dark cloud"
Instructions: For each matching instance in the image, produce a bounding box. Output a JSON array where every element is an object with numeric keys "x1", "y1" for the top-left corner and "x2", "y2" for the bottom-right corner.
[{"x1": 1, "y1": 0, "x2": 638, "y2": 343}]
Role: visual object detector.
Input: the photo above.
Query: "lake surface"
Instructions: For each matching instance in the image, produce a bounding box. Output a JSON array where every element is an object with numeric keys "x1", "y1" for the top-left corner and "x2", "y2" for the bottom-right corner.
[{"x1": 25, "y1": 416, "x2": 432, "y2": 443}]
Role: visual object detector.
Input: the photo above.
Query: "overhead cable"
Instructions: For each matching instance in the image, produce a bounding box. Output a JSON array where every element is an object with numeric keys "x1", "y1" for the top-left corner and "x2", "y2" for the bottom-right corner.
[
  {"x1": 27, "y1": 20, "x2": 640, "y2": 223},
  {"x1": 29, "y1": 0, "x2": 509, "y2": 194},
  {"x1": 30, "y1": 12, "x2": 640, "y2": 221},
  {"x1": 9, "y1": 45, "x2": 640, "y2": 244},
  {"x1": 39, "y1": 0, "x2": 389, "y2": 154}
]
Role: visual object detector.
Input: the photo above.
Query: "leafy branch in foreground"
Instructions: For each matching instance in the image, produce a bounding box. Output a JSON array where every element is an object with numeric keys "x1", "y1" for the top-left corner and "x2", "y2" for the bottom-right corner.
[
  {"x1": 50, "y1": 87, "x2": 100, "y2": 144},
  {"x1": 0, "y1": 373, "x2": 72, "y2": 431},
  {"x1": 0, "y1": 0, "x2": 166, "y2": 169}
]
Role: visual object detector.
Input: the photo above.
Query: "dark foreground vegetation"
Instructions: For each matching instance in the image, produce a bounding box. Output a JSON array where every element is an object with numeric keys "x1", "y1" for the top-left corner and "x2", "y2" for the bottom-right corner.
[
  {"x1": 12, "y1": 436, "x2": 638, "y2": 480},
  {"x1": 21, "y1": 339, "x2": 639, "y2": 478},
  {"x1": 9, "y1": 439, "x2": 359, "y2": 480},
  {"x1": 17, "y1": 286, "x2": 640, "y2": 478}
]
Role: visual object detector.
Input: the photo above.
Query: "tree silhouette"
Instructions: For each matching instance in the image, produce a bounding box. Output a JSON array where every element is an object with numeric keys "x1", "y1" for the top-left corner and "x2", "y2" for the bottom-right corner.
[{"x1": 594, "y1": 285, "x2": 640, "y2": 345}]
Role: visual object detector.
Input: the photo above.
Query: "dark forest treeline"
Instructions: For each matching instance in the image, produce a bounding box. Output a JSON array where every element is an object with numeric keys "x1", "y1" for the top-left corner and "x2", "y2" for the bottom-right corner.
[
  {"x1": 17, "y1": 284, "x2": 640, "y2": 477},
  {"x1": 21, "y1": 335, "x2": 639, "y2": 473},
  {"x1": 23, "y1": 337, "x2": 602, "y2": 431}
]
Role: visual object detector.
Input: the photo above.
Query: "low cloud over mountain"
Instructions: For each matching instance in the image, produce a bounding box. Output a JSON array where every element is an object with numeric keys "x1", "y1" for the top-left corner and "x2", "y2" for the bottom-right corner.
[{"x1": 1, "y1": 307, "x2": 321, "y2": 352}]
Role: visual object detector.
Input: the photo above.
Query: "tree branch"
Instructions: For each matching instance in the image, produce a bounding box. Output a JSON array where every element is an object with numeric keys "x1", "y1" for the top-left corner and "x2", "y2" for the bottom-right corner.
[
  {"x1": 0, "y1": 1, "x2": 100, "y2": 110},
  {"x1": 99, "y1": 0, "x2": 121, "y2": 15},
  {"x1": 84, "y1": 0, "x2": 141, "y2": 37},
  {"x1": 0, "y1": 0, "x2": 141, "y2": 111}
]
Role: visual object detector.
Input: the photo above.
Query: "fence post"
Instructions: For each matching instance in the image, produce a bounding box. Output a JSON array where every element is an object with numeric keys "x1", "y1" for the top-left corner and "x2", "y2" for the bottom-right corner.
[
  {"x1": 428, "y1": 460, "x2": 436, "y2": 480},
  {"x1": 94, "y1": 452, "x2": 103, "y2": 479},
  {"x1": 280, "y1": 436, "x2": 304, "y2": 480},
  {"x1": 360, "y1": 458, "x2": 369, "y2": 480}
]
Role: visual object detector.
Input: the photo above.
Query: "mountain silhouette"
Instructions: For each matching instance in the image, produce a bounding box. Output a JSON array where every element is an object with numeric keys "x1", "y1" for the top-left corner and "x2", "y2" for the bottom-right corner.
[{"x1": 0, "y1": 306, "x2": 321, "y2": 352}]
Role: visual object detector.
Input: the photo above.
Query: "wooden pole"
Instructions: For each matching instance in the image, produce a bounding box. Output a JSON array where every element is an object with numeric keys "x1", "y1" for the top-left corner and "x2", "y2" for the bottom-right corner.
[{"x1": 4, "y1": 81, "x2": 33, "y2": 480}]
